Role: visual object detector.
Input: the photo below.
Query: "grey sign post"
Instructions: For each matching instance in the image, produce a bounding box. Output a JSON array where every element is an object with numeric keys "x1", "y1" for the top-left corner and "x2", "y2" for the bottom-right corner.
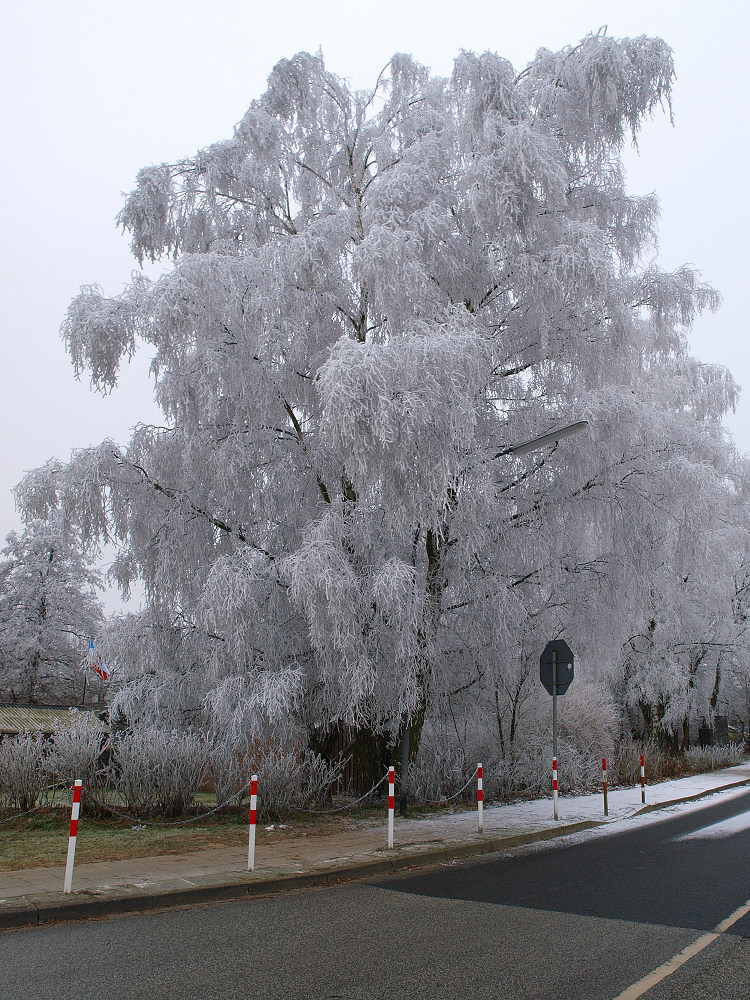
[{"x1": 540, "y1": 639, "x2": 574, "y2": 819}]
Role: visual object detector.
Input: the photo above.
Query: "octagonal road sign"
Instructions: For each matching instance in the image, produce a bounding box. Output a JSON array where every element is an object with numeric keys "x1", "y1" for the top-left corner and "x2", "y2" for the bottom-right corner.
[{"x1": 540, "y1": 639, "x2": 574, "y2": 696}]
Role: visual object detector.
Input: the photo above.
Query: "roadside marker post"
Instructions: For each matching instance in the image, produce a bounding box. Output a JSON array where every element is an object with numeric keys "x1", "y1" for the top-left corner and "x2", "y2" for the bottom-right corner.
[
  {"x1": 248, "y1": 774, "x2": 258, "y2": 871},
  {"x1": 63, "y1": 780, "x2": 83, "y2": 893},
  {"x1": 477, "y1": 763, "x2": 483, "y2": 833},
  {"x1": 602, "y1": 757, "x2": 609, "y2": 816},
  {"x1": 387, "y1": 766, "x2": 395, "y2": 849},
  {"x1": 552, "y1": 758, "x2": 559, "y2": 820},
  {"x1": 641, "y1": 754, "x2": 646, "y2": 804}
]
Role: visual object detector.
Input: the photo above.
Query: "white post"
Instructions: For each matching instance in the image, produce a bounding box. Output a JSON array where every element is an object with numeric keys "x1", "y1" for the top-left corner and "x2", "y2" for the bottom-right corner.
[
  {"x1": 63, "y1": 780, "x2": 83, "y2": 893},
  {"x1": 640, "y1": 753, "x2": 646, "y2": 804},
  {"x1": 602, "y1": 756, "x2": 609, "y2": 816},
  {"x1": 477, "y1": 763, "x2": 483, "y2": 833},
  {"x1": 553, "y1": 757, "x2": 559, "y2": 821},
  {"x1": 387, "y1": 766, "x2": 395, "y2": 849},
  {"x1": 248, "y1": 774, "x2": 258, "y2": 871}
]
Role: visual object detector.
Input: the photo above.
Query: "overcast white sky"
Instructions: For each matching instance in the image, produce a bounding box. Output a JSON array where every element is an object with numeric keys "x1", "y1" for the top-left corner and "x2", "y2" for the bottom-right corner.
[{"x1": 1, "y1": 0, "x2": 747, "y2": 610}]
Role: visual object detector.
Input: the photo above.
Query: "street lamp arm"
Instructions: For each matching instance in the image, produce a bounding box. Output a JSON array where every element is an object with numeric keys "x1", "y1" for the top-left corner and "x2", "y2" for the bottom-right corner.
[{"x1": 494, "y1": 420, "x2": 589, "y2": 459}]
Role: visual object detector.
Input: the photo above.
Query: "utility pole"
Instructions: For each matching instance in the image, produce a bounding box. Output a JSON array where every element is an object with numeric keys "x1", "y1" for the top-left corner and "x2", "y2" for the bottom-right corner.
[{"x1": 399, "y1": 721, "x2": 410, "y2": 816}]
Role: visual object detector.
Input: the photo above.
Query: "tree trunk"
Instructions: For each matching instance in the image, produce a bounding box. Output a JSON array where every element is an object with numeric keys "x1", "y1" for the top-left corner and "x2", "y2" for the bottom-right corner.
[
  {"x1": 311, "y1": 723, "x2": 393, "y2": 797},
  {"x1": 681, "y1": 716, "x2": 690, "y2": 752}
]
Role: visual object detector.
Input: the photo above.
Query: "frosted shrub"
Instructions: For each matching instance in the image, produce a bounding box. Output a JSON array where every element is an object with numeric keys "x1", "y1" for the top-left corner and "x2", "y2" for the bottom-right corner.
[
  {"x1": 500, "y1": 682, "x2": 619, "y2": 797},
  {"x1": 684, "y1": 743, "x2": 743, "y2": 772},
  {"x1": 611, "y1": 739, "x2": 742, "y2": 785},
  {"x1": 254, "y1": 747, "x2": 342, "y2": 820},
  {"x1": 556, "y1": 684, "x2": 618, "y2": 791},
  {"x1": 408, "y1": 724, "x2": 476, "y2": 802},
  {"x1": 206, "y1": 736, "x2": 256, "y2": 810},
  {"x1": 409, "y1": 715, "x2": 527, "y2": 803},
  {"x1": 501, "y1": 727, "x2": 549, "y2": 797},
  {"x1": 408, "y1": 720, "x2": 557, "y2": 803},
  {"x1": 0, "y1": 731, "x2": 48, "y2": 812},
  {"x1": 112, "y1": 727, "x2": 209, "y2": 817},
  {"x1": 411, "y1": 681, "x2": 620, "y2": 802},
  {"x1": 611, "y1": 740, "x2": 676, "y2": 785},
  {"x1": 492, "y1": 729, "x2": 592, "y2": 798},
  {"x1": 46, "y1": 717, "x2": 109, "y2": 809}
]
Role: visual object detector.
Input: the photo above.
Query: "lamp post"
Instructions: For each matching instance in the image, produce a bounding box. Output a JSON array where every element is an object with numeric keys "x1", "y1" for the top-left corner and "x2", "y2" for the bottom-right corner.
[
  {"x1": 398, "y1": 420, "x2": 590, "y2": 817},
  {"x1": 494, "y1": 420, "x2": 589, "y2": 458}
]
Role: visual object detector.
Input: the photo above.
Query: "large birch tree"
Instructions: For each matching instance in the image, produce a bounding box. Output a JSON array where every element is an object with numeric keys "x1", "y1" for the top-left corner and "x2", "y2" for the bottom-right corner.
[{"x1": 17, "y1": 32, "x2": 743, "y2": 765}]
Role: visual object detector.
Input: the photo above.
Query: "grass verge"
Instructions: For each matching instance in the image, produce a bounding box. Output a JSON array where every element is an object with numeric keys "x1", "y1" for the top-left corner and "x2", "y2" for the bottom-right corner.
[
  {"x1": 0, "y1": 810, "x2": 250, "y2": 872},
  {"x1": 0, "y1": 797, "x2": 469, "y2": 872}
]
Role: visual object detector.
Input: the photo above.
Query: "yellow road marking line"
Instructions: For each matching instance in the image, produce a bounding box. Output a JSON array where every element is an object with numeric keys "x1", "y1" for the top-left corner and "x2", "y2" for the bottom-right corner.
[
  {"x1": 715, "y1": 898, "x2": 750, "y2": 933},
  {"x1": 612, "y1": 898, "x2": 750, "y2": 1000}
]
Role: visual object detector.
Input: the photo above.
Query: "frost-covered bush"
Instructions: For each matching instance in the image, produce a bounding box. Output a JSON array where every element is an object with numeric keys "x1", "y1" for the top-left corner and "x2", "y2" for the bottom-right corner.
[
  {"x1": 611, "y1": 739, "x2": 742, "y2": 786},
  {"x1": 46, "y1": 717, "x2": 110, "y2": 808},
  {"x1": 408, "y1": 725, "x2": 476, "y2": 803},
  {"x1": 487, "y1": 727, "x2": 601, "y2": 798},
  {"x1": 684, "y1": 743, "x2": 743, "y2": 772},
  {"x1": 487, "y1": 681, "x2": 618, "y2": 798},
  {"x1": 411, "y1": 681, "x2": 619, "y2": 802},
  {"x1": 0, "y1": 731, "x2": 48, "y2": 812},
  {"x1": 253, "y1": 747, "x2": 342, "y2": 820},
  {"x1": 206, "y1": 736, "x2": 257, "y2": 810},
  {"x1": 111, "y1": 727, "x2": 209, "y2": 817},
  {"x1": 610, "y1": 739, "x2": 679, "y2": 784}
]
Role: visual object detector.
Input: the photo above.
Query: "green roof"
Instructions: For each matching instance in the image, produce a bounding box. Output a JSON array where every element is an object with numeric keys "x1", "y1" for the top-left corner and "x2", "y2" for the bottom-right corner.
[{"x1": 0, "y1": 706, "x2": 107, "y2": 735}]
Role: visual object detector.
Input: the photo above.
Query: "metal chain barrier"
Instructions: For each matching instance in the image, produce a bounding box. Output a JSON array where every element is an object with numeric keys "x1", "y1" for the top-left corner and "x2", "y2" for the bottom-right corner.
[
  {"x1": 1, "y1": 768, "x2": 477, "y2": 827},
  {"x1": 412, "y1": 766, "x2": 479, "y2": 806},
  {"x1": 0, "y1": 783, "x2": 68, "y2": 825},
  {"x1": 0, "y1": 800, "x2": 52, "y2": 825},
  {"x1": 296, "y1": 771, "x2": 389, "y2": 814},
  {"x1": 85, "y1": 774, "x2": 260, "y2": 827}
]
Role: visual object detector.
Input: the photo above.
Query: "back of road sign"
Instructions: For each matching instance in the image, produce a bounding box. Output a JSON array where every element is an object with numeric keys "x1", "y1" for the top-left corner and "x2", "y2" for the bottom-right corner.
[{"x1": 539, "y1": 639, "x2": 574, "y2": 695}]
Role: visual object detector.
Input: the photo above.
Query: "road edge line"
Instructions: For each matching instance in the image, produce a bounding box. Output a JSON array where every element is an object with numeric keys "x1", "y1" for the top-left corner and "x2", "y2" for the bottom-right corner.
[{"x1": 612, "y1": 897, "x2": 750, "y2": 1000}]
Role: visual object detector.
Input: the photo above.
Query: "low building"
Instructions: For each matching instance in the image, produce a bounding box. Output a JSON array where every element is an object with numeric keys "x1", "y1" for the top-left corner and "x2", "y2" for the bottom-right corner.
[{"x1": 0, "y1": 705, "x2": 108, "y2": 738}]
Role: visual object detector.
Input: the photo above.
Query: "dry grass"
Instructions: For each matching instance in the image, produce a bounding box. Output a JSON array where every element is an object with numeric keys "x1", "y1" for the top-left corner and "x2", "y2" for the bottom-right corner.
[
  {"x1": 0, "y1": 810, "x2": 250, "y2": 871},
  {"x1": 0, "y1": 796, "x2": 460, "y2": 872}
]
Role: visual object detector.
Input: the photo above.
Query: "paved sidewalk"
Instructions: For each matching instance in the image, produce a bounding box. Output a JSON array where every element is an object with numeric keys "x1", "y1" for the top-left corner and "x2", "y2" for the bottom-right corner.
[{"x1": 2, "y1": 763, "x2": 749, "y2": 930}]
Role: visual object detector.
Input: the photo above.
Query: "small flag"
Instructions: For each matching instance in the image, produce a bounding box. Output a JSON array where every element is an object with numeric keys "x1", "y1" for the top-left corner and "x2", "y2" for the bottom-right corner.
[{"x1": 87, "y1": 639, "x2": 110, "y2": 681}]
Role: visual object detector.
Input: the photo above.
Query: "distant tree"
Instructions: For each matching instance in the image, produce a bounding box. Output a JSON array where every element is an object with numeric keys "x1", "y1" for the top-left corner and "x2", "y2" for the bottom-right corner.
[
  {"x1": 717, "y1": 557, "x2": 750, "y2": 738},
  {"x1": 16, "y1": 32, "x2": 742, "y2": 771},
  {"x1": 0, "y1": 517, "x2": 106, "y2": 704},
  {"x1": 620, "y1": 555, "x2": 744, "y2": 749}
]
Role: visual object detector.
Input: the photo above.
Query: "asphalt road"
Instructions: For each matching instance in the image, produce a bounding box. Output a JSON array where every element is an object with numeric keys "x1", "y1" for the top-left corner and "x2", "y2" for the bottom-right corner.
[{"x1": 2, "y1": 790, "x2": 750, "y2": 1000}]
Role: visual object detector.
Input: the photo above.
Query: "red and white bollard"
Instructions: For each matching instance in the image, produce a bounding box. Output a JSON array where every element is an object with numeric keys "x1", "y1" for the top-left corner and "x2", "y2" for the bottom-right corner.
[
  {"x1": 477, "y1": 763, "x2": 484, "y2": 833},
  {"x1": 640, "y1": 753, "x2": 646, "y2": 804},
  {"x1": 248, "y1": 774, "x2": 258, "y2": 871},
  {"x1": 552, "y1": 757, "x2": 559, "y2": 820},
  {"x1": 602, "y1": 757, "x2": 609, "y2": 816},
  {"x1": 387, "y1": 766, "x2": 395, "y2": 849},
  {"x1": 63, "y1": 780, "x2": 83, "y2": 893}
]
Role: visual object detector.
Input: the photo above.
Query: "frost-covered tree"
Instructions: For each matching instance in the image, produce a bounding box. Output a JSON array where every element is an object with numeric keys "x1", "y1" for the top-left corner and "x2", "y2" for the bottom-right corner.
[
  {"x1": 16, "y1": 32, "x2": 743, "y2": 768},
  {"x1": 0, "y1": 517, "x2": 106, "y2": 704},
  {"x1": 618, "y1": 515, "x2": 750, "y2": 748},
  {"x1": 710, "y1": 551, "x2": 750, "y2": 739}
]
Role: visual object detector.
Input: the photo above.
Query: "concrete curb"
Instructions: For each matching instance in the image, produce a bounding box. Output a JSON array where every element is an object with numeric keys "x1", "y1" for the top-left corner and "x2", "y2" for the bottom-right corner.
[
  {"x1": 0, "y1": 819, "x2": 600, "y2": 931},
  {"x1": 633, "y1": 775, "x2": 750, "y2": 815},
  {"x1": 4, "y1": 772, "x2": 749, "y2": 932}
]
